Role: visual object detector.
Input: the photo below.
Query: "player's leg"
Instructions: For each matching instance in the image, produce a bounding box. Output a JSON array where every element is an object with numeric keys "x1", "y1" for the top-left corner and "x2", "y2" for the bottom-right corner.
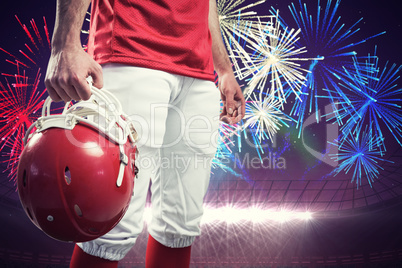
[
  {"x1": 71, "y1": 64, "x2": 177, "y2": 265},
  {"x1": 70, "y1": 244, "x2": 118, "y2": 268},
  {"x1": 145, "y1": 77, "x2": 220, "y2": 267},
  {"x1": 145, "y1": 234, "x2": 192, "y2": 268}
]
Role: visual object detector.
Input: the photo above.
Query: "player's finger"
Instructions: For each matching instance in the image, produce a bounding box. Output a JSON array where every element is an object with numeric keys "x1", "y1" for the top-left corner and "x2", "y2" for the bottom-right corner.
[
  {"x1": 55, "y1": 87, "x2": 72, "y2": 103},
  {"x1": 49, "y1": 78, "x2": 72, "y2": 103},
  {"x1": 224, "y1": 91, "x2": 235, "y2": 115},
  {"x1": 237, "y1": 97, "x2": 245, "y2": 117},
  {"x1": 233, "y1": 108, "x2": 243, "y2": 124},
  {"x1": 63, "y1": 84, "x2": 81, "y2": 101},
  {"x1": 220, "y1": 103, "x2": 228, "y2": 118},
  {"x1": 231, "y1": 99, "x2": 244, "y2": 124},
  {"x1": 45, "y1": 80, "x2": 63, "y2": 102},
  {"x1": 58, "y1": 76, "x2": 83, "y2": 101},
  {"x1": 72, "y1": 75, "x2": 92, "y2": 101},
  {"x1": 220, "y1": 115, "x2": 232, "y2": 125},
  {"x1": 220, "y1": 91, "x2": 226, "y2": 102},
  {"x1": 90, "y1": 63, "x2": 104, "y2": 89},
  {"x1": 46, "y1": 86, "x2": 63, "y2": 102}
]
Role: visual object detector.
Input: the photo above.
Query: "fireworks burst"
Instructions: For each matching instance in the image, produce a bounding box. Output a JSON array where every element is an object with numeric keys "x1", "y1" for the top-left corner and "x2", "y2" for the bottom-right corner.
[
  {"x1": 0, "y1": 16, "x2": 53, "y2": 181},
  {"x1": 329, "y1": 126, "x2": 393, "y2": 188},
  {"x1": 243, "y1": 94, "x2": 294, "y2": 143},
  {"x1": 212, "y1": 139, "x2": 241, "y2": 176},
  {"x1": 217, "y1": 0, "x2": 272, "y2": 44},
  {"x1": 282, "y1": 0, "x2": 385, "y2": 130},
  {"x1": 0, "y1": 16, "x2": 51, "y2": 70},
  {"x1": 0, "y1": 67, "x2": 46, "y2": 180},
  {"x1": 328, "y1": 49, "x2": 402, "y2": 154},
  {"x1": 217, "y1": 0, "x2": 274, "y2": 74},
  {"x1": 211, "y1": 123, "x2": 253, "y2": 181},
  {"x1": 1, "y1": 131, "x2": 25, "y2": 182},
  {"x1": 232, "y1": 11, "x2": 320, "y2": 104}
]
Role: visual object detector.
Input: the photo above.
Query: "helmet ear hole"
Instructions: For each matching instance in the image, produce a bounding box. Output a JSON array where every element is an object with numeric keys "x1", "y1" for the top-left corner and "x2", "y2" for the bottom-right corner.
[
  {"x1": 22, "y1": 170, "x2": 27, "y2": 187},
  {"x1": 88, "y1": 227, "x2": 100, "y2": 234},
  {"x1": 74, "y1": 204, "x2": 83, "y2": 217},
  {"x1": 64, "y1": 167, "x2": 71, "y2": 185}
]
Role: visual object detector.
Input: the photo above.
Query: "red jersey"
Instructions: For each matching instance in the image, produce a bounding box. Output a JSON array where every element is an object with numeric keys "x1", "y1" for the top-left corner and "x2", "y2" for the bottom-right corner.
[{"x1": 88, "y1": 0, "x2": 215, "y2": 81}]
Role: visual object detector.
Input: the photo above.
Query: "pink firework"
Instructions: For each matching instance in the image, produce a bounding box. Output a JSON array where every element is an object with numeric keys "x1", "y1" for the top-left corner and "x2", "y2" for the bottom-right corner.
[
  {"x1": 0, "y1": 16, "x2": 51, "y2": 182},
  {"x1": 0, "y1": 14, "x2": 92, "y2": 182},
  {"x1": 0, "y1": 66, "x2": 47, "y2": 181},
  {"x1": 0, "y1": 16, "x2": 51, "y2": 70}
]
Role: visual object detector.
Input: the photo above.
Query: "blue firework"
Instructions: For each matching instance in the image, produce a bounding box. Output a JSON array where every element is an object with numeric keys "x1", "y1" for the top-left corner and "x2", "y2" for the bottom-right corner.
[
  {"x1": 212, "y1": 131, "x2": 253, "y2": 181},
  {"x1": 329, "y1": 48, "x2": 402, "y2": 154},
  {"x1": 274, "y1": 0, "x2": 385, "y2": 132},
  {"x1": 329, "y1": 126, "x2": 393, "y2": 188},
  {"x1": 212, "y1": 140, "x2": 237, "y2": 174}
]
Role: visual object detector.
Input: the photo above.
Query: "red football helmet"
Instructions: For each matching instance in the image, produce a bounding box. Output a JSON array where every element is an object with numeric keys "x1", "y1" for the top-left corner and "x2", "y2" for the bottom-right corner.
[{"x1": 17, "y1": 87, "x2": 138, "y2": 242}]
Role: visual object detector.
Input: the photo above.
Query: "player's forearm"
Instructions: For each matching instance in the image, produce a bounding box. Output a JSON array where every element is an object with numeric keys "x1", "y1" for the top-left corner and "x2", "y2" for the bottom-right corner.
[
  {"x1": 209, "y1": 0, "x2": 233, "y2": 77},
  {"x1": 51, "y1": 0, "x2": 91, "y2": 52}
]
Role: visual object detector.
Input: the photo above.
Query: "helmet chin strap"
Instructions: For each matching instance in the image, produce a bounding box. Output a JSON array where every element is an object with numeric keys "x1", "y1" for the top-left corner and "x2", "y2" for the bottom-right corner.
[
  {"x1": 117, "y1": 144, "x2": 129, "y2": 187},
  {"x1": 24, "y1": 86, "x2": 138, "y2": 188}
]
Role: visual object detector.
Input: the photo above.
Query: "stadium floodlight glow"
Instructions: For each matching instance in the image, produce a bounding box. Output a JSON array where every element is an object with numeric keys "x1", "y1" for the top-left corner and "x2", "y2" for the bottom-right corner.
[
  {"x1": 143, "y1": 207, "x2": 153, "y2": 224},
  {"x1": 143, "y1": 207, "x2": 313, "y2": 225},
  {"x1": 248, "y1": 207, "x2": 269, "y2": 223},
  {"x1": 276, "y1": 210, "x2": 292, "y2": 223},
  {"x1": 298, "y1": 211, "x2": 312, "y2": 220}
]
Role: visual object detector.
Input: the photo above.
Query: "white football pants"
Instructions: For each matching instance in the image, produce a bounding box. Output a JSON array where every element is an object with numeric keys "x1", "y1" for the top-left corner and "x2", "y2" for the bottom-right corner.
[{"x1": 78, "y1": 64, "x2": 220, "y2": 261}]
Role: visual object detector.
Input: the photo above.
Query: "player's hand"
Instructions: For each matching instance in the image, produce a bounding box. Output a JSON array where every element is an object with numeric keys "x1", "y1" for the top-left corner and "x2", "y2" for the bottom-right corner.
[
  {"x1": 218, "y1": 72, "x2": 245, "y2": 125},
  {"x1": 44, "y1": 45, "x2": 103, "y2": 102}
]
